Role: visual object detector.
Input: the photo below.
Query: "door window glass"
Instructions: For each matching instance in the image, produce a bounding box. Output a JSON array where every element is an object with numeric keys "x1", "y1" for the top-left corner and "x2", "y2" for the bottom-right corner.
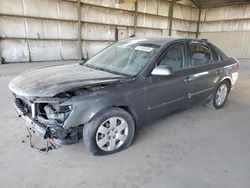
[
  {"x1": 190, "y1": 44, "x2": 212, "y2": 66},
  {"x1": 158, "y1": 44, "x2": 185, "y2": 72}
]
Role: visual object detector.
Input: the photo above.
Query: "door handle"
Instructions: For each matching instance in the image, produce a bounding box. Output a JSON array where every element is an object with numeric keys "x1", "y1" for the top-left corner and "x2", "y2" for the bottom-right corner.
[{"x1": 184, "y1": 76, "x2": 193, "y2": 83}]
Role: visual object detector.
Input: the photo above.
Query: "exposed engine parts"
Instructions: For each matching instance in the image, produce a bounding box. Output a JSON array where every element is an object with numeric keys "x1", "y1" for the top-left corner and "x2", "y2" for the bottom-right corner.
[{"x1": 44, "y1": 104, "x2": 65, "y2": 123}]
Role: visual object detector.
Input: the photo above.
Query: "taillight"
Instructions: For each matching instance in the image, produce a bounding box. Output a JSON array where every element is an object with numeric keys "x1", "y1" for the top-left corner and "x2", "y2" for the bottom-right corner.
[
  {"x1": 233, "y1": 57, "x2": 240, "y2": 69},
  {"x1": 236, "y1": 61, "x2": 240, "y2": 69}
]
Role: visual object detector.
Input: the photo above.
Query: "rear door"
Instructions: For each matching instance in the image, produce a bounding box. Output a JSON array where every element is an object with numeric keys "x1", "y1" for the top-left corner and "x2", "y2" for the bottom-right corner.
[
  {"x1": 144, "y1": 42, "x2": 194, "y2": 119},
  {"x1": 188, "y1": 42, "x2": 220, "y2": 103}
]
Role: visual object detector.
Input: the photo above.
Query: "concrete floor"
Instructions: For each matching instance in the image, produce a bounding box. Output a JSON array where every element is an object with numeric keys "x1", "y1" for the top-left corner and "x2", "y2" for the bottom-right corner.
[{"x1": 0, "y1": 60, "x2": 250, "y2": 188}]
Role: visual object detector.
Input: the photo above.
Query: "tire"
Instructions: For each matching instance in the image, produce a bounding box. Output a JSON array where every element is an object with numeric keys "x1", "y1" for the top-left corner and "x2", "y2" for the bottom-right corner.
[
  {"x1": 83, "y1": 107, "x2": 135, "y2": 155},
  {"x1": 205, "y1": 81, "x2": 230, "y2": 109}
]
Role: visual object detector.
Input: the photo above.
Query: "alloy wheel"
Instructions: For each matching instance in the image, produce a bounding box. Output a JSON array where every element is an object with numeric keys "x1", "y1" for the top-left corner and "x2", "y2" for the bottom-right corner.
[
  {"x1": 96, "y1": 117, "x2": 129, "y2": 151},
  {"x1": 215, "y1": 84, "x2": 228, "y2": 106}
]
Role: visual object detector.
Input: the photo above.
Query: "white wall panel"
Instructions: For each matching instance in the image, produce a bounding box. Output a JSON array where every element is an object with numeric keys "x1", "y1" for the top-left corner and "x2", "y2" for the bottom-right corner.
[
  {"x1": 57, "y1": 1, "x2": 78, "y2": 20},
  {"x1": 173, "y1": 4, "x2": 198, "y2": 21},
  {"x1": 158, "y1": 0, "x2": 169, "y2": 16},
  {"x1": 60, "y1": 41, "x2": 79, "y2": 60},
  {"x1": 59, "y1": 22, "x2": 78, "y2": 39},
  {"x1": 201, "y1": 4, "x2": 248, "y2": 21},
  {"x1": 26, "y1": 19, "x2": 59, "y2": 39},
  {"x1": 138, "y1": 0, "x2": 158, "y2": 15},
  {"x1": 200, "y1": 20, "x2": 250, "y2": 32},
  {"x1": 200, "y1": 31, "x2": 250, "y2": 58},
  {"x1": 173, "y1": 30, "x2": 196, "y2": 38},
  {"x1": 0, "y1": 17, "x2": 78, "y2": 39},
  {"x1": 28, "y1": 40, "x2": 61, "y2": 61},
  {"x1": 0, "y1": 0, "x2": 23, "y2": 15},
  {"x1": 0, "y1": 40, "x2": 29, "y2": 62},
  {"x1": 136, "y1": 28, "x2": 162, "y2": 37},
  {"x1": 81, "y1": 5, "x2": 134, "y2": 26},
  {"x1": 0, "y1": 17, "x2": 26, "y2": 38},
  {"x1": 200, "y1": 22, "x2": 222, "y2": 32},
  {"x1": 81, "y1": 0, "x2": 135, "y2": 11},
  {"x1": 0, "y1": 39, "x2": 79, "y2": 62},
  {"x1": 81, "y1": 24, "x2": 115, "y2": 40},
  {"x1": 137, "y1": 14, "x2": 168, "y2": 29},
  {"x1": 199, "y1": 4, "x2": 250, "y2": 58},
  {"x1": 171, "y1": 2, "x2": 198, "y2": 38},
  {"x1": 23, "y1": 0, "x2": 58, "y2": 18},
  {"x1": 172, "y1": 20, "x2": 196, "y2": 32},
  {"x1": 82, "y1": 41, "x2": 110, "y2": 58},
  {"x1": 161, "y1": 29, "x2": 169, "y2": 36}
]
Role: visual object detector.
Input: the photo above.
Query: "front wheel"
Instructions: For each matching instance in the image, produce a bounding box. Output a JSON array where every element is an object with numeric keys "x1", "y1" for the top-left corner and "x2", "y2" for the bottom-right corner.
[{"x1": 83, "y1": 107, "x2": 135, "y2": 155}]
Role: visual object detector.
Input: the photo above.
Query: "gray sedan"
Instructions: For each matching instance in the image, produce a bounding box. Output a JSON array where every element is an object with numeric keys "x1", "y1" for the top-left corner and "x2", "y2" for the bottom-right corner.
[{"x1": 9, "y1": 37, "x2": 239, "y2": 155}]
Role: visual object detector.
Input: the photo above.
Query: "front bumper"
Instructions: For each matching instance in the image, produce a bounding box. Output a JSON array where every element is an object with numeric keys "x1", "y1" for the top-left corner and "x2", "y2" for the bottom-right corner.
[
  {"x1": 13, "y1": 95, "x2": 71, "y2": 139},
  {"x1": 15, "y1": 106, "x2": 47, "y2": 139}
]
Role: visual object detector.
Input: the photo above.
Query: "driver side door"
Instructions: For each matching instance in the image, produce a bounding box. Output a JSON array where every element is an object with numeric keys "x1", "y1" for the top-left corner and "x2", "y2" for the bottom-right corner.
[{"x1": 144, "y1": 42, "x2": 194, "y2": 119}]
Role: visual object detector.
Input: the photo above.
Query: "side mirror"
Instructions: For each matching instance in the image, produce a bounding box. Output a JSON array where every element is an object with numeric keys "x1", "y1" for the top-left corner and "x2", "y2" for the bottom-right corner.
[{"x1": 151, "y1": 66, "x2": 172, "y2": 76}]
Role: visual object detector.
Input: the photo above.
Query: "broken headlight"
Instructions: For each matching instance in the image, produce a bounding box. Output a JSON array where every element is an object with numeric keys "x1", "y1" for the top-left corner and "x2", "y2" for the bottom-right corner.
[{"x1": 43, "y1": 104, "x2": 72, "y2": 123}]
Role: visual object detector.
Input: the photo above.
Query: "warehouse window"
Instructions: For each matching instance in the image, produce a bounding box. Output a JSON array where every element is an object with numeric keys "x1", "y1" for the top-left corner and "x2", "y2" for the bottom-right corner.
[{"x1": 190, "y1": 44, "x2": 212, "y2": 66}]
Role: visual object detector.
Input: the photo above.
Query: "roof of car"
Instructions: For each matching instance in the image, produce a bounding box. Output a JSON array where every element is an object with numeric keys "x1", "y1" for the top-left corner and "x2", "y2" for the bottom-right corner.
[{"x1": 121, "y1": 36, "x2": 207, "y2": 46}]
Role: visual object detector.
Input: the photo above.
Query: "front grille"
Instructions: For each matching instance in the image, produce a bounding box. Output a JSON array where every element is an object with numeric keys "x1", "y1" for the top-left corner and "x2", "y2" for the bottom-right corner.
[{"x1": 14, "y1": 97, "x2": 32, "y2": 116}]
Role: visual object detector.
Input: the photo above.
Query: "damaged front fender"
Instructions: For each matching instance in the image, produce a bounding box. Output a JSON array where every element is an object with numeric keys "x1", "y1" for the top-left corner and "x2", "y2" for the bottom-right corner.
[{"x1": 61, "y1": 90, "x2": 129, "y2": 129}]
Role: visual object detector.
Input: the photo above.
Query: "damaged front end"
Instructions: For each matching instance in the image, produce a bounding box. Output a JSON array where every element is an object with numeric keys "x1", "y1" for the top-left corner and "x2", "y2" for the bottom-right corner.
[
  {"x1": 13, "y1": 94, "x2": 80, "y2": 151},
  {"x1": 36, "y1": 102, "x2": 73, "y2": 138}
]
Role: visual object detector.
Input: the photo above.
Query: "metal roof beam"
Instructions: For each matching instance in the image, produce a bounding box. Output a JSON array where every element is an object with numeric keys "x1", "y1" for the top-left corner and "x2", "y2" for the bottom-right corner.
[{"x1": 190, "y1": 0, "x2": 201, "y2": 8}]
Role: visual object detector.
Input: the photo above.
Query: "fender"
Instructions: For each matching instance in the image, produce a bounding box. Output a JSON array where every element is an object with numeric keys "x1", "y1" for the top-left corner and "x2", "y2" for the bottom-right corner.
[
  {"x1": 62, "y1": 92, "x2": 130, "y2": 129},
  {"x1": 220, "y1": 76, "x2": 232, "y2": 85}
]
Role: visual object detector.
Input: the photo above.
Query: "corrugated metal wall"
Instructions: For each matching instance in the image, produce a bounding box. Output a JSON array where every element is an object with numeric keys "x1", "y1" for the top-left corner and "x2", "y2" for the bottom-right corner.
[
  {"x1": 172, "y1": 2, "x2": 198, "y2": 38},
  {"x1": 199, "y1": 4, "x2": 250, "y2": 58},
  {"x1": 0, "y1": 0, "x2": 198, "y2": 63},
  {"x1": 0, "y1": 0, "x2": 79, "y2": 62},
  {"x1": 1, "y1": 0, "x2": 249, "y2": 62}
]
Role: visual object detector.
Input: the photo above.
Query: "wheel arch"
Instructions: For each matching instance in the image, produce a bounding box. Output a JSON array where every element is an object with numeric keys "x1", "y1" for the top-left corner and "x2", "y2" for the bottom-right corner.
[
  {"x1": 80, "y1": 103, "x2": 138, "y2": 128},
  {"x1": 115, "y1": 105, "x2": 138, "y2": 126},
  {"x1": 89, "y1": 105, "x2": 137, "y2": 125},
  {"x1": 220, "y1": 77, "x2": 232, "y2": 90}
]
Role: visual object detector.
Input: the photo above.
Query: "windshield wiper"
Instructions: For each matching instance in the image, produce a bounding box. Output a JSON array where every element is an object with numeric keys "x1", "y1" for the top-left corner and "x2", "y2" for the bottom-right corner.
[
  {"x1": 79, "y1": 58, "x2": 88, "y2": 65},
  {"x1": 85, "y1": 64, "x2": 131, "y2": 77},
  {"x1": 85, "y1": 64, "x2": 108, "y2": 73}
]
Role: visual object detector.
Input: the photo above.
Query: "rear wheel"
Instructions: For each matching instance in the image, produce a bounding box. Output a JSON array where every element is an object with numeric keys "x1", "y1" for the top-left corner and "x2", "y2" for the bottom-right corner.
[
  {"x1": 83, "y1": 107, "x2": 135, "y2": 155},
  {"x1": 206, "y1": 81, "x2": 230, "y2": 109}
]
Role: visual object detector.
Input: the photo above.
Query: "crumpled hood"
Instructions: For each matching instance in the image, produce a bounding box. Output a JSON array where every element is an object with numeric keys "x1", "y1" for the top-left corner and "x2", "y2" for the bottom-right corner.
[{"x1": 9, "y1": 64, "x2": 126, "y2": 97}]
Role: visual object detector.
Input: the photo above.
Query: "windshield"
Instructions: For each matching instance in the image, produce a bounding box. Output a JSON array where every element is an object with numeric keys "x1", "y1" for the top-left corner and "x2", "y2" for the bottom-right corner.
[{"x1": 85, "y1": 40, "x2": 160, "y2": 76}]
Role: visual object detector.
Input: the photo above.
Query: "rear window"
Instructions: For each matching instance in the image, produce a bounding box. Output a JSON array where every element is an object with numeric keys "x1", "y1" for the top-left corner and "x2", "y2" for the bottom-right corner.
[
  {"x1": 210, "y1": 44, "x2": 228, "y2": 61},
  {"x1": 189, "y1": 43, "x2": 212, "y2": 66},
  {"x1": 211, "y1": 47, "x2": 220, "y2": 61}
]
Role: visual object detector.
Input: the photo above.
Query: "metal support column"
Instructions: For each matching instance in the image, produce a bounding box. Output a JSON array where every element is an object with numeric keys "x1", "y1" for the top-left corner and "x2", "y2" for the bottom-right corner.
[
  {"x1": 134, "y1": 0, "x2": 138, "y2": 36},
  {"x1": 77, "y1": 0, "x2": 82, "y2": 59},
  {"x1": 168, "y1": 0, "x2": 175, "y2": 36},
  {"x1": 196, "y1": 8, "x2": 201, "y2": 38}
]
